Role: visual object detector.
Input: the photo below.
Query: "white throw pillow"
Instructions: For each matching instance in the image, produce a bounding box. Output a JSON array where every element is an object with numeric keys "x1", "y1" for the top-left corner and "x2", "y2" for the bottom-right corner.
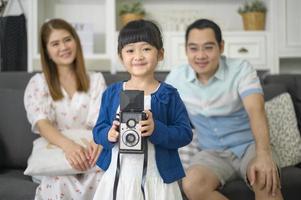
[
  {"x1": 265, "y1": 93, "x2": 301, "y2": 168},
  {"x1": 24, "y1": 129, "x2": 99, "y2": 176}
]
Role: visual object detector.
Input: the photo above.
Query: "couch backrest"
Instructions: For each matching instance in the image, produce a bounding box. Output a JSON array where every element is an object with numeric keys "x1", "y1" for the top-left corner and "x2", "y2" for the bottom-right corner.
[
  {"x1": 101, "y1": 71, "x2": 168, "y2": 86},
  {"x1": 0, "y1": 72, "x2": 35, "y2": 90},
  {"x1": 0, "y1": 71, "x2": 169, "y2": 88},
  {"x1": 0, "y1": 89, "x2": 38, "y2": 169},
  {"x1": 0, "y1": 72, "x2": 37, "y2": 169}
]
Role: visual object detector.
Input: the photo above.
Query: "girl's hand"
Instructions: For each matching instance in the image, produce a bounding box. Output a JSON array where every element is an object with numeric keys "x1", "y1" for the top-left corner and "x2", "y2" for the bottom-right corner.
[
  {"x1": 140, "y1": 110, "x2": 154, "y2": 137},
  {"x1": 108, "y1": 120, "x2": 120, "y2": 142},
  {"x1": 63, "y1": 140, "x2": 90, "y2": 171},
  {"x1": 87, "y1": 140, "x2": 103, "y2": 167}
]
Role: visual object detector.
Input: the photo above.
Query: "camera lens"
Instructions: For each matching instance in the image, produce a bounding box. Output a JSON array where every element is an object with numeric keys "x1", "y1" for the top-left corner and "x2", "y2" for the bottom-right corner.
[
  {"x1": 126, "y1": 133, "x2": 136, "y2": 143},
  {"x1": 126, "y1": 119, "x2": 136, "y2": 128},
  {"x1": 122, "y1": 130, "x2": 139, "y2": 147}
]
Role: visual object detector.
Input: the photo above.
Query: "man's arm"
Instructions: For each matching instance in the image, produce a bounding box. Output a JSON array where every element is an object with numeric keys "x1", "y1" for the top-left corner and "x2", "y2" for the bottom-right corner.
[
  {"x1": 243, "y1": 93, "x2": 280, "y2": 196},
  {"x1": 243, "y1": 93, "x2": 271, "y2": 153}
]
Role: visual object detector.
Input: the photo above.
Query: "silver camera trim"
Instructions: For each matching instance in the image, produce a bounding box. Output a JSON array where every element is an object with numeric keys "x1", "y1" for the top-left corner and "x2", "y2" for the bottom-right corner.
[{"x1": 119, "y1": 112, "x2": 144, "y2": 153}]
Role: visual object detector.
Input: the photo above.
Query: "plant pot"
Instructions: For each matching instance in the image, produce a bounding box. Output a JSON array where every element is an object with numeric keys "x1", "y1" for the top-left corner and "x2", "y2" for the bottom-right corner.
[
  {"x1": 120, "y1": 13, "x2": 144, "y2": 26},
  {"x1": 241, "y1": 12, "x2": 266, "y2": 30}
]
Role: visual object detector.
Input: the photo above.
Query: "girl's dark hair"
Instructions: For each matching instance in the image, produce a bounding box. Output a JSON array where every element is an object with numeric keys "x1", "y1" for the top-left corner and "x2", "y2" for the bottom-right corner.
[
  {"x1": 118, "y1": 20, "x2": 163, "y2": 54},
  {"x1": 185, "y1": 19, "x2": 223, "y2": 46}
]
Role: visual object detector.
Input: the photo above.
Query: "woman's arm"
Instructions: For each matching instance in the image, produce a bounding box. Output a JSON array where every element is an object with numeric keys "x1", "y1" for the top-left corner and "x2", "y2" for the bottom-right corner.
[
  {"x1": 36, "y1": 119, "x2": 91, "y2": 171},
  {"x1": 93, "y1": 87, "x2": 117, "y2": 149}
]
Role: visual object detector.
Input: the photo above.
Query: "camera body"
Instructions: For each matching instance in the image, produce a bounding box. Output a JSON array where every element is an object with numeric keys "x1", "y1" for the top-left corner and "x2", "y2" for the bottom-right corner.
[
  {"x1": 119, "y1": 90, "x2": 146, "y2": 154},
  {"x1": 119, "y1": 111, "x2": 147, "y2": 153}
]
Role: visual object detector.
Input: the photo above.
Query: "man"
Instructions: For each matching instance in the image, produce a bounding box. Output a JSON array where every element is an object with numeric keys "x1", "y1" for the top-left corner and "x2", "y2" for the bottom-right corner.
[{"x1": 165, "y1": 19, "x2": 283, "y2": 200}]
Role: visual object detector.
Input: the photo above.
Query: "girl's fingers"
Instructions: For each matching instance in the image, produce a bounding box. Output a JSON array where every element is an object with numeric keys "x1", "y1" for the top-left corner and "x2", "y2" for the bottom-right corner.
[
  {"x1": 143, "y1": 110, "x2": 152, "y2": 119},
  {"x1": 140, "y1": 125, "x2": 149, "y2": 133},
  {"x1": 111, "y1": 131, "x2": 119, "y2": 139},
  {"x1": 140, "y1": 122, "x2": 154, "y2": 137},
  {"x1": 139, "y1": 120, "x2": 149, "y2": 126},
  {"x1": 112, "y1": 120, "x2": 120, "y2": 129},
  {"x1": 109, "y1": 130, "x2": 119, "y2": 142},
  {"x1": 141, "y1": 131, "x2": 151, "y2": 137}
]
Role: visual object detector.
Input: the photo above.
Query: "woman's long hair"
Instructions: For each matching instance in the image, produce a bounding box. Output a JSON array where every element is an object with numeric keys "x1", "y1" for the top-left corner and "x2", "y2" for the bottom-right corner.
[{"x1": 39, "y1": 18, "x2": 89, "y2": 100}]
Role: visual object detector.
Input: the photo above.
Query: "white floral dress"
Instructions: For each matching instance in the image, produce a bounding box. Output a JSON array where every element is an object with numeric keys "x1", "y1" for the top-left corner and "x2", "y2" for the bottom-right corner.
[
  {"x1": 24, "y1": 72, "x2": 106, "y2": 200},
  {"x1": 93, "y1": 93, "x2": 183, "y2": 200}
]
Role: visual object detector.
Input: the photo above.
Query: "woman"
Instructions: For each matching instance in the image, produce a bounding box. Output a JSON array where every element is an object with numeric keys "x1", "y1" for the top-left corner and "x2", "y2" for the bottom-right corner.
[{"x1": 24, "y1": 18, "x2": 106, "y2": 199}]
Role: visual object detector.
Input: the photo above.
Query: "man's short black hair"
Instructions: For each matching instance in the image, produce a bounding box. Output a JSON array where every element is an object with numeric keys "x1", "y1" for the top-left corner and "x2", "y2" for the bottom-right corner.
[{"x1": 185, "y1": 19, "x2": 222, "y2": 45}]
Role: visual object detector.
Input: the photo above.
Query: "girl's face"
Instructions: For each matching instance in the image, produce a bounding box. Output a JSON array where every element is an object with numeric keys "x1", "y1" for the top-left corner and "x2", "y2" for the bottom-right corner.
[
  {"x1": 46, "y1": 29, "x2": 77, "y2": 68},
  {"x1": 120, "y1": 41, "x2": 163, "y2": 77}
]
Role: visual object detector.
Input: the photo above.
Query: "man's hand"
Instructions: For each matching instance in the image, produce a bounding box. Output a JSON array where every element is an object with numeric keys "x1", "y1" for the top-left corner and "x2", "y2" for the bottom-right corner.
[{"x1": 248, "y1": 151, "x2": 280, "y2": 197}]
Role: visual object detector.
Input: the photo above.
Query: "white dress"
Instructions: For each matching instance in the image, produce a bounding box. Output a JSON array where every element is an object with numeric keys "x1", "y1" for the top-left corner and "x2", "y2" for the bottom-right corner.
[
  {"x1": 24, "y1": 72, "x2": 106, "y2": 200},
  {"x1": 93, "y1": 94, "x2": 183, "y2": 200}
]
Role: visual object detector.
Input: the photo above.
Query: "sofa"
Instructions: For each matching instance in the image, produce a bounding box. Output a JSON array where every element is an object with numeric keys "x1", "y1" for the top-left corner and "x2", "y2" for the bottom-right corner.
[{"x1": 0, "y1": 71, "x2": 301, "y2": 200}]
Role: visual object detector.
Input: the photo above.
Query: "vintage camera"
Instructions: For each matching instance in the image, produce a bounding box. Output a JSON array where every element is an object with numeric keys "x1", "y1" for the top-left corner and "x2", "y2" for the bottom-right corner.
[{"x1": 119, "y1": 90, "x2": 146, "y2": 154}]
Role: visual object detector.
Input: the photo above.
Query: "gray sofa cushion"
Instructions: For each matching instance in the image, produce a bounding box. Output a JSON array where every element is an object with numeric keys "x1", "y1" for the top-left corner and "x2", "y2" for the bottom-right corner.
[
  {"x1": 0, "y1": 72, "x2": 34, "y2": 90},
  {"x1": 0, "y1": 169, "x2": 37, "y2": 200},
  {"x1": 281, "y1": 166, "x2": 301, "y2": 200},
  {"x1": 0, "y1": 137, "x2": 3, "y2": 168},
  {"x1": 0, "y1": 89, "x2": 37, "y2": 169}
]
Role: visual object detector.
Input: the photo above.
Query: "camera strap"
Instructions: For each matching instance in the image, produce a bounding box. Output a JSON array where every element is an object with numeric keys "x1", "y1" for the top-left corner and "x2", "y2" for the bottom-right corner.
[
  {"x1": 113, "y1": 139, "x2": 148, "y2": 200},
  {"x1": 113, "y1": 151, "x2": 120, "y2": 200},
  {"x1": 141, "y1": 139, "x2": 148, "y2": 199}
]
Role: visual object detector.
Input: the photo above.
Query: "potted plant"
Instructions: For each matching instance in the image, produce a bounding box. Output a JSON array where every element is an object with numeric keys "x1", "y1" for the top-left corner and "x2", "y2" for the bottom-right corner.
[
  {"x1": 238, "y1": 0, "x2": 267, "y2": 30},
  {"x1": 119, "y1": 1, "x2": 145, "y2": 26}
]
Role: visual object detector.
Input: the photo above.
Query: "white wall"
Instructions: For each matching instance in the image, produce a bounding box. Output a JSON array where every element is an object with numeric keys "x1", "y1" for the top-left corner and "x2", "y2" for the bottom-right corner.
[{"x1": 5, "y1": 0, "x2": 301, "y2": 74}]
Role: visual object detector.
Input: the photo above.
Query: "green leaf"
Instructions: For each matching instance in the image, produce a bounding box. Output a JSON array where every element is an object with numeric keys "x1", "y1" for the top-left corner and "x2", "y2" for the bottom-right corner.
[
  {"x1": 119, "y1": 1, "x2": 145, "y2": 16},
  {"x1": 237, "y1": 0, "x2": 267, "y2": 14}
]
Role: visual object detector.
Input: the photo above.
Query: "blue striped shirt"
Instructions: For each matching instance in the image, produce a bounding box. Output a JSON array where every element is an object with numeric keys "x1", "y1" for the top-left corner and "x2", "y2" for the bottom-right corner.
[{"x1": 166, "y1": 56, "x2": 263, "y2": 157}]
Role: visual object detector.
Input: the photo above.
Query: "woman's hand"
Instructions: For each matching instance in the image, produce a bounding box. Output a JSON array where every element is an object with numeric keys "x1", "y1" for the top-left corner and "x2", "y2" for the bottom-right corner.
[
  {"x1": 63, "y1": 140, "x2": 90, "y2": 171},
  {"x1": 87, "y1": 140, "x2": 103, "y2": 167},
  {"x1": 140, "y1": 110, "x2": 154, "y2": 137},
  {"x1": 108, "y1": 120, "x2": 120, "y2": 142}
]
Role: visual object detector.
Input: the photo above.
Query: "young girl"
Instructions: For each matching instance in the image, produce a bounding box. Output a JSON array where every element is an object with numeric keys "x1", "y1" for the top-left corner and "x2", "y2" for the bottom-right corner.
[{"x1": 93, "y1": 20, "x2": 193, "y2": 200}]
